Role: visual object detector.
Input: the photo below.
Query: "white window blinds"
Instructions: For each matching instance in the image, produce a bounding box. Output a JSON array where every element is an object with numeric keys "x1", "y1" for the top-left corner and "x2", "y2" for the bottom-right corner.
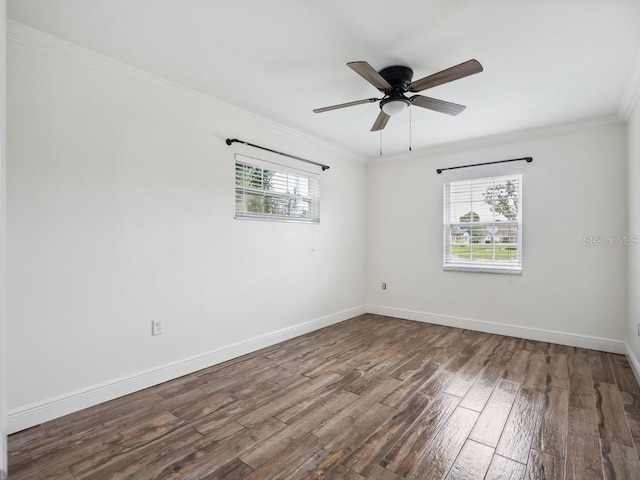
[
  {"x1": 235, "y1": 154, "x2": 320, "y2": 223},
  {"x1": 444, "y1": 173, "x2": 522, "y2": 273}
]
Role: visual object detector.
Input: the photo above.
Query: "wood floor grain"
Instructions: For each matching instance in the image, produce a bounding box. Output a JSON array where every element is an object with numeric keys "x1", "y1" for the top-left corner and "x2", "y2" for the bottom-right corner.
[{"x1": 8, "y1": 314, "x2": 640, "y2": 479}]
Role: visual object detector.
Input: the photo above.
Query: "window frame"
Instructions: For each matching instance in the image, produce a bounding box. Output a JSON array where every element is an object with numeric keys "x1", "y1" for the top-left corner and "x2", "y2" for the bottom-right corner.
[
  {"x1": 234, "y1": 154, "x2": 320, "y2": 224},
  {"x1": 443, "y1": 172, "x2": 523, "y2": 274}
]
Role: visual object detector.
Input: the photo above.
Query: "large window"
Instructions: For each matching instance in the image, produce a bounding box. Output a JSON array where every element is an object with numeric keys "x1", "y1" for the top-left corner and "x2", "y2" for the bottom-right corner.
[
  {"x1": 444, "y1": 173, "x2": 522, "y2": 273},
  {"x1": 235, "y1": 154, "x2": 320, "y2": 223}
]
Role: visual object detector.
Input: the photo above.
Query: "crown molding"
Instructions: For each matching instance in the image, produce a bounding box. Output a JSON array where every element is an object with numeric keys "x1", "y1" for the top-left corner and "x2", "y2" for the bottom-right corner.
[
  {"x1": 367, "y1": 116, "x2": 624, "y2": 165},
  {"x1": 7, "y1": 19, "x2": 632, "y2": 167},
  {"x1": 618, "y1": 45, "x2": 640, "y2": 121},
  {"x1": 7, "y1": 20, "x2": 366, "y2": 165}
]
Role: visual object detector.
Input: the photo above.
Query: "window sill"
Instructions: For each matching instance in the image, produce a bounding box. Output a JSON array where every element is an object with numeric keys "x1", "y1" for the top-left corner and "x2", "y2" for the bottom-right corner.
[
  {"x1": 444, "y1": 266, "x2": 522, "y2": 275},
  {"x1": 235, "y1": 214, "x2": 319, "y2": 224}
]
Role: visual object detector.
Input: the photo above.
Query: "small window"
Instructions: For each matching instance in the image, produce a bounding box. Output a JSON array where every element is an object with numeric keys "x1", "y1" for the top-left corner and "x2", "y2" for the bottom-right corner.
[
  {"x1": 235, "y1": 154, "x2": 320, "y2": 223},
  {"x1": 444, "y1": 173, "x2": 522, "y2": 273}
]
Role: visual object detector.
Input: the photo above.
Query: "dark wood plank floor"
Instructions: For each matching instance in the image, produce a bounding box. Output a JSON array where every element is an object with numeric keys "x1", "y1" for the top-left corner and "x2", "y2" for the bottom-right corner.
[{"x1": 8, "y1": 314, "x2": 640, "y2": 479}]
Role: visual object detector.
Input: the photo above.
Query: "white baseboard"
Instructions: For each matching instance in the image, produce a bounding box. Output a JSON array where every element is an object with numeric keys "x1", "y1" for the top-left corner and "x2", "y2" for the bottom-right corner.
[
  {"x1": 7, "y1": 305, "x2": 366, "y2": 434},
  {"x1": 626, "y1": 344, "x2": 640, "y2": 385},
  {"x1": 367, "y1": 305, "x2": 627, "y2": 354}
]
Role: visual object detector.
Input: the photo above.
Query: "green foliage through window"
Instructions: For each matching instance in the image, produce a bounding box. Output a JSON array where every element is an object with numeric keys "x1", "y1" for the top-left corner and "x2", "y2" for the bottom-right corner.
[{"x1": 483, "y1": 180, "x2": 519, "y2": 221}]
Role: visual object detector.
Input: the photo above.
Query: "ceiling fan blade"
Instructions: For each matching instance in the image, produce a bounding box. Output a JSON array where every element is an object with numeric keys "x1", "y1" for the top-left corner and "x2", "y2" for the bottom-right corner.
[
  {"x1": 410, "y1": 95, "x2": 466, "y2": 115},
  {"x1": 371, "y1": 110, "x2": 391, "y2": 131},
  {"x1": 347, "y1": 61, "x2": 392, "y2": 91},
  {"x1": 409, "y1": 59, "x2": 483, "y2": 92},
  {"x1": 313, "y1": 97, "x2": 379, "y2": 113}
]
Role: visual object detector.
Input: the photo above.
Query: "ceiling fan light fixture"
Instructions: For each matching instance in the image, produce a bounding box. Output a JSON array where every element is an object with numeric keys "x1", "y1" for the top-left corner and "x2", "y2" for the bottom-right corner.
[{"x1": 381, "y1": 98, "x2": 410, "y2": 116}]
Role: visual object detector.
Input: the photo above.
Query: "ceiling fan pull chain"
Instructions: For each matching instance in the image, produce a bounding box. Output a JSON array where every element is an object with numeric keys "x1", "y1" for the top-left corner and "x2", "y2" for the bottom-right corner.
[
  {"x1": 379, "y1": 130, "x2": 383, "y2": 156},
  {"x1": 409, "y1": 105, "x2": 412, "y2": 152}
]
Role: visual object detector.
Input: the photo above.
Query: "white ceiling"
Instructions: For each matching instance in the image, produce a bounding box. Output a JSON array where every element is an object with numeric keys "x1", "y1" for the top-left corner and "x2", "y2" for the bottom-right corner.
[{"x1": 8, "y1": 0, "x2": 640, "y2": 158}]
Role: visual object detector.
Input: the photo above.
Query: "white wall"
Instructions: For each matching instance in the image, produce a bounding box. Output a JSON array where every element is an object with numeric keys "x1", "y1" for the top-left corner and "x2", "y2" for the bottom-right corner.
[
  {"x1": 628, "y1": 97, "x2": 640, "y2": 362},
  {"x1": 6, "y1": 35, "x2": 366, "y2": 429},
  {"x1": 367, "y1": 124, "x2": 628, "y2": 345}
]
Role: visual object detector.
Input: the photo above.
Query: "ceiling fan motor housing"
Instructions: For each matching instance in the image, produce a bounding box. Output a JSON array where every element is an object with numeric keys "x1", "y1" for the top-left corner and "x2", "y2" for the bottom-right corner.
[
  {"x1": 379, "y1": 66, "x2": 413, "y2": 114},
  {"x1": 378, "y1": 65, "x2": 414, "y2": 92}
]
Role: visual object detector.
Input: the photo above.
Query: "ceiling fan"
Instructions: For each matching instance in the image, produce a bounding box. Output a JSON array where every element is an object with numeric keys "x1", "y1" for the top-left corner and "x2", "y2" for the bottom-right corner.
[{"x1": 313, "y1": 59, "x2": 483, "y2": 131}]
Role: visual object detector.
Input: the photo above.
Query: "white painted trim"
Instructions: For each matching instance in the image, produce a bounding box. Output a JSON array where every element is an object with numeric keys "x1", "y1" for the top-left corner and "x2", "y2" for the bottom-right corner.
[
  {"x1": 6, "y1": 20, "x2": 366, "y2": 166},
  {"x1": 7, "y1": 305, "x2": 366, "y2": 434},
  {"x1": 367, "y1": 305, "x2": 627, "y2": 354},
  {"x1": 618, "y1": 45, "x2": 640, "y2": 121},
  {"x1": 368, "y1": 116, "x2": 624, "y2": 165},
  {"x1": 626, "y1": 343, "x2": 640, "y2": 386}
]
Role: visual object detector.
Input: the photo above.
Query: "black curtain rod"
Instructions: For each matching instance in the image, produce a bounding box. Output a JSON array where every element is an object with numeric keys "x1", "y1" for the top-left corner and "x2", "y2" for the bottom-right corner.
[
  {"x1": 225, "y1": 138, "x2": 330, "y2": 171},
  {"x1": 436, "y1": 156, "x2": 532, "y2": 174}
]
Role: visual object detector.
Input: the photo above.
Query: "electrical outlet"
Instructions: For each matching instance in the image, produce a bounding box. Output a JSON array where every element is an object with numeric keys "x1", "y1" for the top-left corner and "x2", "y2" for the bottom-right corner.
[
  {"x1": 382, "y1": 282, "x2": 387, "y2": 290},
  {"x1": 152, "y1": 320, "x2": 164, "y2": 336}
]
